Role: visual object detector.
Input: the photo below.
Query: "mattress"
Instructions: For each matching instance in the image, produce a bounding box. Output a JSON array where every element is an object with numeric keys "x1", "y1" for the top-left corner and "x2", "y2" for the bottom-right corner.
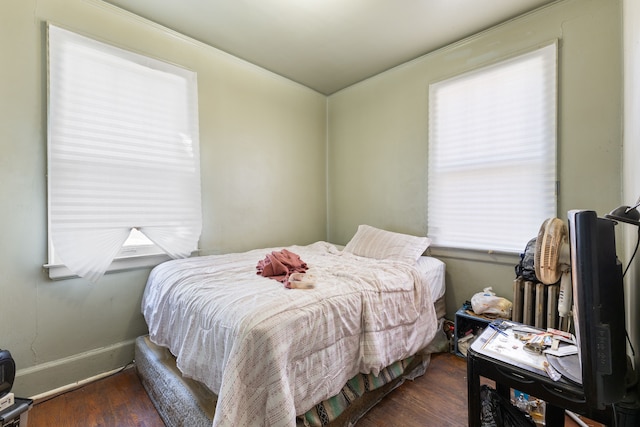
[{"x1": 141, "y1": 241, "x2": 445, "y2": 427}]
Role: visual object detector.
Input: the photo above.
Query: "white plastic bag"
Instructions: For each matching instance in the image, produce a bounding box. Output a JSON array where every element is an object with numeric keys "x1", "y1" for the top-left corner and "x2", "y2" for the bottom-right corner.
[{"x1": 471, "y1": 287, "x2": 512, "y2": 318}]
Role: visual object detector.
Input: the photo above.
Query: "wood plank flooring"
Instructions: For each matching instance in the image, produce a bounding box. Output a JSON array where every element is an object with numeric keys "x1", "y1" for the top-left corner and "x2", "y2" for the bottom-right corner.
[
  {"x1": 29, "y1": 367, "x2": 163, "y2": 427},
  {"x1": 28, "y1": 352, "x2": 598, "y2": 426}
]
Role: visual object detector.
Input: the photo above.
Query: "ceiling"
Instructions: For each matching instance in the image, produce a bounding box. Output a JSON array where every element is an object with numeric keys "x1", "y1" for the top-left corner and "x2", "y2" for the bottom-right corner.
[{"x1": 102, "y1": 0, "x2": 558, "y2": 95}]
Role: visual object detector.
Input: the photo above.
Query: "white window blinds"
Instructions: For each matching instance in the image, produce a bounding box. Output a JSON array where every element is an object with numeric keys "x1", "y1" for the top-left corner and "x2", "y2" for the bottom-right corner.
[
  {"x1": 427, "y1": 43, "x2": 557, "y2": 252},
  {"x1": 47, "y1": 24, "x2": 202, "y2": 282}
]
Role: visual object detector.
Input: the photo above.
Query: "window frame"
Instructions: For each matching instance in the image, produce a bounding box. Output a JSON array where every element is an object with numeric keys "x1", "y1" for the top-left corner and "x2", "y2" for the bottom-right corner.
[
  {"x1": 45, "y1": 24, "x2": 202, "y2": 281},
  {"x1": 427, "y1": 42, "x2": 558, "y2": 254}
]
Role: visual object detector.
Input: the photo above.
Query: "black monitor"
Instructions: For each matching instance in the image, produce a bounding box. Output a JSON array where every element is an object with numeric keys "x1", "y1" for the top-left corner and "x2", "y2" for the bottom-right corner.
[{"x1": 568, "y1": 209, "x2": 627, "y2": 409}]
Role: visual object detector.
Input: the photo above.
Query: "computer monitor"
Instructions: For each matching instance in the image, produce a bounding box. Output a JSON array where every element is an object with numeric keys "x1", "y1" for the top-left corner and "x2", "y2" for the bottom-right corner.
[{"x1": 568, "y1": 209, "x2": 627, "y2": 409}]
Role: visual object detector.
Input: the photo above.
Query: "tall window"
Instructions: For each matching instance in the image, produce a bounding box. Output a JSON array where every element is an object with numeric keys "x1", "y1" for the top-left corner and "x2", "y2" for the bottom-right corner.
[
  {"x1": 427, "y1": 43, "x2": 557, "y2": 252},
  {"x1": 47, "y1": 24, "x2": 202, "y2": 282}
]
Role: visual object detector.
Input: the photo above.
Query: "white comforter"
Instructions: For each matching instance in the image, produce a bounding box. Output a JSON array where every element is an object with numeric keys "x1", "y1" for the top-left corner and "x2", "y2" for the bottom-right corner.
[{"x1": 142, "y1": 241, "x2": 438, "y2": 427}]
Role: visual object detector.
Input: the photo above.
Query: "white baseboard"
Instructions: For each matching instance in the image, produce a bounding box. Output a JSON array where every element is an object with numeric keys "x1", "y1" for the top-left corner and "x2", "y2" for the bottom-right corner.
[
  {"x1": 13, "y1": 339, "x2": 136, "y2": 400},
  {"x1": 29, "y1": 365, "x2": 134, "y2": 404}
]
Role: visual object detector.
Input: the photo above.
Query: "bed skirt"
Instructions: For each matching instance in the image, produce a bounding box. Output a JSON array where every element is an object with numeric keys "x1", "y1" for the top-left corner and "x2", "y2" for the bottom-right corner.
[{"x1": 136, "y1": 338, "x2": 429, "y2": 427}]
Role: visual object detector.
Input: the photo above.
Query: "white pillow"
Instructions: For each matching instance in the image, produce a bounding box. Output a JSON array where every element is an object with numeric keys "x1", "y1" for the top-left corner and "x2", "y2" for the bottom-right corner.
[{"x1": 343, "y1": 225, "x2": 432, "y2": 264}]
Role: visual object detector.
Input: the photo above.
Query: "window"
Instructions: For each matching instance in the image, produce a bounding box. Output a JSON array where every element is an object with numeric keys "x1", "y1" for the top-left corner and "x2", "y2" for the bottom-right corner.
[
  {"x1": 46, "y1": 24, "x2": 202, "y2": 282},
  {"x1": 427, "y1": 43, "x2": 557, "y2": 252}
]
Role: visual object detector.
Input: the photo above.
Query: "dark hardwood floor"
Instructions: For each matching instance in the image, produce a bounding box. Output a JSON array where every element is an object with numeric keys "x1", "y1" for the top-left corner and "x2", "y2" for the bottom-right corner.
[
  {"x1": 28, "y1": 352, "x2": 598, "y2": 426},
  {"x1": 29, "y1": 366, "x2": 163, "y2": 427}
]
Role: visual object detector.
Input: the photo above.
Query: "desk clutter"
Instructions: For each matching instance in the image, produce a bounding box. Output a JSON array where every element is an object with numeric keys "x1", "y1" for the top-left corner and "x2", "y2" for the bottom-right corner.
[
  {"x1": 481, "y1": 319, "x2": 580, "y2": 383},
  {"x1": 453, "y1": 313, "x2": 579, "y2": 376}
]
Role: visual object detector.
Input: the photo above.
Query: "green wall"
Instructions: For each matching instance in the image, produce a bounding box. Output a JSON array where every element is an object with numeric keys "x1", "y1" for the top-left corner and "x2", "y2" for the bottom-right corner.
[
  {"x1": 327, "y1": 0, "x2": 622, "y2": 317},
  {"x1": 1, "y1": 0, "x2": 327, "y2": 397}
]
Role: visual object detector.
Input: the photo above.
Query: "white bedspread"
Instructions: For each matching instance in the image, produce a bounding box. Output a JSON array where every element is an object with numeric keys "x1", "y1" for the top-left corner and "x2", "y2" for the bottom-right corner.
[{"x1": 142, "y1": 241, "x2": 439, "y2": 427}]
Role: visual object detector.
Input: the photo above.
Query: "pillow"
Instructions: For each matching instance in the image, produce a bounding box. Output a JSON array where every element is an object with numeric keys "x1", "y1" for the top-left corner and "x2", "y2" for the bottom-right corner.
[{"x1": 343, "y1": 225, "x2": 432, "y2": 264}]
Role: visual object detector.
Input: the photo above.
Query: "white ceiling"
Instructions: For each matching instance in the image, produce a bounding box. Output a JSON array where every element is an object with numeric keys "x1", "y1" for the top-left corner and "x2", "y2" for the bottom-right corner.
[{"x1": 103, "y1": 0, "x2": 558, "y2": 95}]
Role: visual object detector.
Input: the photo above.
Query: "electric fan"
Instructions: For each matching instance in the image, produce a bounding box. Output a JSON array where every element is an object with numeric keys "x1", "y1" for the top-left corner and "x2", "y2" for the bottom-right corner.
[{"x1": 534, "y1": 218, "x2": 572, "y2": 320}]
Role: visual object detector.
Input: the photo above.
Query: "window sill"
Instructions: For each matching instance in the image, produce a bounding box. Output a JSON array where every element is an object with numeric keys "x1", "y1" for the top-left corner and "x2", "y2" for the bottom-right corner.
[
  {"x1": 430, "y1": 246, "x2": 520, "y2": 266},
  {"x1": 44, "y1": 253, "x2": 172, "y2": 280}
]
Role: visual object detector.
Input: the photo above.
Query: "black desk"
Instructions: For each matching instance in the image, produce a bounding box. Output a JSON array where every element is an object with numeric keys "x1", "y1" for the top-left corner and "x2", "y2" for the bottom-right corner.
[{"x1": 467, "y1": 323, "x2": 612, "y2": 427}]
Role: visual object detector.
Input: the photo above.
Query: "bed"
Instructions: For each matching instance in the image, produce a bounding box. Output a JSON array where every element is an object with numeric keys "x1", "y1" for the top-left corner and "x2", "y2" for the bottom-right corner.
[{"x1": 136, "y1": 226, "x2": 446, "y2": 427}]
